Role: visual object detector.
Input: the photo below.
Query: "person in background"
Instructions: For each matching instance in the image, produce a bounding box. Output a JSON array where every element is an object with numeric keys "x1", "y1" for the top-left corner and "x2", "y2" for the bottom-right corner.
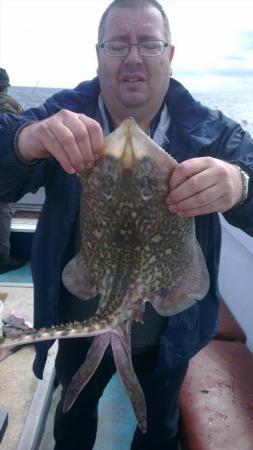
[
  {"x1": 0, "y1": 68, "x2": 26, "y2": 274},
  {"x1": 0, "y1": 1, "x2": 252, "y2": 449}
]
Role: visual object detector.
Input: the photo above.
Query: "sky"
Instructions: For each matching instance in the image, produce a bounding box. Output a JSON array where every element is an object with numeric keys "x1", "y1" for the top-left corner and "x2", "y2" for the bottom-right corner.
[{"x1": 0, "y1": 0, "x2": 252, "y2": 93}]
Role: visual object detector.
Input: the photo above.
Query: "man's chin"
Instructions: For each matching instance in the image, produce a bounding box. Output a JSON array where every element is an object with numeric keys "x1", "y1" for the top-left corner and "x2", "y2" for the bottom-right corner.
[{"x1": 119, "y1": 94, "x2": 147, "y2": 109}]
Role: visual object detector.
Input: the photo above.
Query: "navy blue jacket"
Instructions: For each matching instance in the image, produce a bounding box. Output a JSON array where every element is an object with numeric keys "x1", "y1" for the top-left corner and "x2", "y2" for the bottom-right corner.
[{"x1": 0, "y1": 77, "x2": 253, "y2": 379}]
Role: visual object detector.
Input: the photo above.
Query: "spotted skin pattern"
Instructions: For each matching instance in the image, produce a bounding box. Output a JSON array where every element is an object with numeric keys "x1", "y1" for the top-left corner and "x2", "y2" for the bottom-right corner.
[{"x1": 0, "y1": 118, "x2": 210, "y2": 432}]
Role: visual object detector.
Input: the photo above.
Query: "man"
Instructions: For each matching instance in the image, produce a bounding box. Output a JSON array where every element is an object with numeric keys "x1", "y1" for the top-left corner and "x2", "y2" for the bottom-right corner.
[
  {"x1": 0, "y1": 68, "x2": 26, "y2": 274},
  {"x1": 0, "y1": 1, "x2": 252, "y2": 449}
]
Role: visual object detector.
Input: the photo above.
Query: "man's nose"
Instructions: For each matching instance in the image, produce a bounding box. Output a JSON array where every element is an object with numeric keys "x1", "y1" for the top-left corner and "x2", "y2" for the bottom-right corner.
[{"x1": 125, "y1": 44, "x2": 143, "y2": 63}]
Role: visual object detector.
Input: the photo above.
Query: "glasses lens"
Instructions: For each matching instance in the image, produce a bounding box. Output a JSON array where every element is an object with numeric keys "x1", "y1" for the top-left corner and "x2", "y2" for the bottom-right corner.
[
  {"x1": 139, "y1": 41, "x2": 164, "y2": 56},
  {"x1": 104, "y1": 42, "x2": 128, "y2": 56}
]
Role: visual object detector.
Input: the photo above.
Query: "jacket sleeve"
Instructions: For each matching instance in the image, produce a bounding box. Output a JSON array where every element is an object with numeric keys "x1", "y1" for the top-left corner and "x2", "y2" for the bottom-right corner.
[
  {"x1": 0, "y1": 119, "x2": 49, "y2": 202},
  {"x1": 211, "y1": 113, "x2": 253, "y2": 236},
  {"x1": 0, "y1": 79, "x2": 100, "y2": 202},
  {"x1": 191, "y1": 109, "x2": 253, "y2": 236},
  {"x1": 0, "y1": 91, "x2": 72, "y2": 202}
]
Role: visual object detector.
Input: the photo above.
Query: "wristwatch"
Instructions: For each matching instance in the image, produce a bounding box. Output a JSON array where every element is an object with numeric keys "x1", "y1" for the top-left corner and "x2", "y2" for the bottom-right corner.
[{"x1": 233, "y1": 163, "x2": 250, "y2": 206}]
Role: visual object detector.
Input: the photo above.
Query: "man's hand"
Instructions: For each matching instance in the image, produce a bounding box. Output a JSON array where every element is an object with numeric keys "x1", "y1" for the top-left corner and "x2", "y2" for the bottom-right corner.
[
  {"x1": 166, "y1": 157, "x2": 243, "y2": 217},
  {"x1": 17, "y1": 110, "x2": 104, "y2": 174}
]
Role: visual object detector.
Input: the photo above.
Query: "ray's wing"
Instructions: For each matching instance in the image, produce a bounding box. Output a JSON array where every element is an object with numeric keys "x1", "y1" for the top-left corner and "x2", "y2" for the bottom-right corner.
[
  {"x1": 150, "y1": 239, "x2": 210, "y2": 316},
  {"x1": 63, "y1": 332, "x2": 111, "y2": 413},
  {"x1": 111, "y1": 321, "x2": 147, "y2": 433},
  {"x1": 62, "y1": 252, "x2": 98, "y2": 300}
]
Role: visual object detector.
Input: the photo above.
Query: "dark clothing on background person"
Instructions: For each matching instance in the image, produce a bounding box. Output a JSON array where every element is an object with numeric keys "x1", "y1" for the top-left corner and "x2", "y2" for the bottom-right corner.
[
  {"x1": 0, "y1": 84, "x2": 26, "y2": 274},
  {"x1": 0, "y1": 203, "x2": 12, "y2": 256},
  {"x1": 0, "y1": 91, "x2": 23, "y2": 115},
  {"x1": 0, "y1": 77, "x2": 253, "y2": 449},
  {"x1": 0, "y1": 202, "x2": 16, "y2": 274}
]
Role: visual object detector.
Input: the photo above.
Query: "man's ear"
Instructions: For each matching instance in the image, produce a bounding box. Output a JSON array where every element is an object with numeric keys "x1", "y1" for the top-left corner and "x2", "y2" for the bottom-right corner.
[
  {"x1": 96, "y1": 44, "x2": 101, "y2": 75},
  {"x1": 169, "y1": 45, "x2": 175, "y2": 63}
]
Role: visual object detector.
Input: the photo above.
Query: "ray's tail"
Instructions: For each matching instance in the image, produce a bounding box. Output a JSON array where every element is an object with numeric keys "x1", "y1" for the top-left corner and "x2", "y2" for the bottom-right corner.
[{"x1": 0, "y1": 305, "x2": 129, "y2": 350}]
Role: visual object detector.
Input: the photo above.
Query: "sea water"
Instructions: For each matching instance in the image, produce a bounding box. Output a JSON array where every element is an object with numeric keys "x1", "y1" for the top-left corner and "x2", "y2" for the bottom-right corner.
[
  {"x1": 195, "y1": 91, "x2": 253, "y2": 137},
  {"x1": 9, "y1": 84, "x2": 253, "y2": 138}
]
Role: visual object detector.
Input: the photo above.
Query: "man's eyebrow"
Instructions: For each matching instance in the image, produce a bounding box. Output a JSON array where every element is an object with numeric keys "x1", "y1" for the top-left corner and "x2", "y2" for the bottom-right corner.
[
  {"x1": 104, "y1": 34, "x2": 129, "y2": 41},
  {"x1": 139, "y1": 34, "x2": 161, "y2": 40}
]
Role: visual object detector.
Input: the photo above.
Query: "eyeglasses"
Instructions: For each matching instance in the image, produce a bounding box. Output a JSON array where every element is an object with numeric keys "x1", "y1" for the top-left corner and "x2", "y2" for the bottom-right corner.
[{"x1": 99, "y1": 40, "x2": 169, "y2": 57}]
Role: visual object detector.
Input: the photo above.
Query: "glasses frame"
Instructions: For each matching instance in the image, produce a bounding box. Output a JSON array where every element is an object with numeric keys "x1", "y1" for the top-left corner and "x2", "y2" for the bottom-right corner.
[{"x1": 99, "y1": 40, "x2": 169, "y2": 57}]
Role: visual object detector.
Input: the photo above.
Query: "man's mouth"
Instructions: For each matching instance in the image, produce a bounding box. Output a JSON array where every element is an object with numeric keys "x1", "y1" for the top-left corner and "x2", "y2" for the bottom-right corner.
[{"x1": 120, "y1": 74, "x2": 146, "y2": 83}]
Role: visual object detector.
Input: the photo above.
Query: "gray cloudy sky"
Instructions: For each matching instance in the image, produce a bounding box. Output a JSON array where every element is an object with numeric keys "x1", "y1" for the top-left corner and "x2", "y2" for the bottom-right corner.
[{"x1": 0, "y1": 0, "x2": 252, "y2": 92}]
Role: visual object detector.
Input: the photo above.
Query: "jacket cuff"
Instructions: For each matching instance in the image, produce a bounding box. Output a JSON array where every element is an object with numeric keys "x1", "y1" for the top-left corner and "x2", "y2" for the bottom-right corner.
[{"x1": 14, "y1": 122, "x2": 41, "y2": 166}]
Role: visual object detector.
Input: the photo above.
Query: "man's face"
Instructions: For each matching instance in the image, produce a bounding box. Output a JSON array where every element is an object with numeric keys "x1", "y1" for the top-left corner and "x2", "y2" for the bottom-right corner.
[{"x1": 97, "y1": 6, "x2": 174, "y2": 124}]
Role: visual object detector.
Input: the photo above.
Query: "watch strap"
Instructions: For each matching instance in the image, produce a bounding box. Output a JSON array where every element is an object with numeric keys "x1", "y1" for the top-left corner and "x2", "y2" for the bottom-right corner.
[{"x1": 232, "y1": 163, "x2": 250, "y2": 206}]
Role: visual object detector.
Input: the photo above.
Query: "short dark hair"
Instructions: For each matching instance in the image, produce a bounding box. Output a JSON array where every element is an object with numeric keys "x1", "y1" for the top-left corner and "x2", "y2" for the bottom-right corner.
[
  {"x1": 0, "y1": 68, "x2": 10, "y2": 88},
  {"x1": 98, "y1": 0, "x2": 171, "y2": 44}
]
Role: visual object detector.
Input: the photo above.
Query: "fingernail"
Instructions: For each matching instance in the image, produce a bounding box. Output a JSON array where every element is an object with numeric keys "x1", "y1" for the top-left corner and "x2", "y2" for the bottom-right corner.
[
  {"x1": 77, "y1": 163, "x2": 85, "y2": 172},
  {"x1": 168, "y1": 205, "x2": 177, "y2": 213}
]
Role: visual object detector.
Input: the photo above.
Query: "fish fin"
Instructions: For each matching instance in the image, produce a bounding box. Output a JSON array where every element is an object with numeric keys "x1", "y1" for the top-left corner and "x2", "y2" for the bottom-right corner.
[
  {"x1": 151, "y1": 241, "x2": 210, "y2": 316},
  {"x1": 62, "y1": 252, "x2": 98, "y2": 300},
  {"x1": 111, "y1": 322, "x2": 147, "y2": 433},
  {"x1": 63, "y1": 333, "x2": 111, "y2": 413}
]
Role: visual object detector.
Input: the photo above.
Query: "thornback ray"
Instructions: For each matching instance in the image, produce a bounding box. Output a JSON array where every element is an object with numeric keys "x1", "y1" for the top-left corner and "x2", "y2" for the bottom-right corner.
[{"x1": 0, "y1": 117, "x2": 210, "y2": 432}]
